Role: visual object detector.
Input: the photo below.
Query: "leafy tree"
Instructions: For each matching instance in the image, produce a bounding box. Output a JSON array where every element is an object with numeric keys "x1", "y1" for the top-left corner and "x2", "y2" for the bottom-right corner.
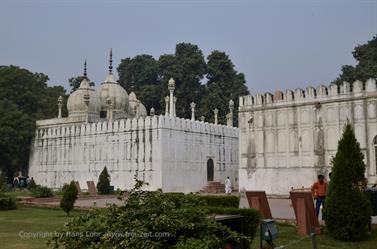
[
  {"x1": 60, "y1": 181, "x2": 78, "y2": 216},
  {"x1": 118, "y1": 54, "x2": 160, "y2": 91},
  {"x1": 0, "y1": 100, "x2": 35, "y2": 182},
  {"x1": 68, "y1": 75, "x2": 94, "y2": 93},
  {"x1": 333, "y1": 35, "x2": 377, "y2": 86},
  {"x1": 97, "y1": 166, "x2": 111, "y2": 194},
  {"x1": 323, "y1": 123, "x2": 372, "y2": 241},
  {"x1": 117, "y1": 55, "x2": 162, "y2": 112},
  {"x1": 37, "y1": 85, "x2": 68, "y2": 119},
  {"x1": 201, "y1": 51, "x2": 249, "y2": 125},
  {"x1": 0, "y1": 65, "x2": 66, "y2": 181},
  {"x1": 116, "y1": 43, "x2": 249, "y2": 119},
  {"x1": 158, "y1": 43, "x2": 207, "y2": 118}
]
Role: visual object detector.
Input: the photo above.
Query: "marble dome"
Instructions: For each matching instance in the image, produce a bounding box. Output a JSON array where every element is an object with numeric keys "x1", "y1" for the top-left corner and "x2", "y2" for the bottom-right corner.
[
  {"x1": 67, "y1": 78, "x2": 101, "y2": 117},
  {"x1": 128, "y1": 92, "x2": 147, "y2": 118},
  {"x1": 97, "y1": 72, "x2": 129, "y2": 117}
]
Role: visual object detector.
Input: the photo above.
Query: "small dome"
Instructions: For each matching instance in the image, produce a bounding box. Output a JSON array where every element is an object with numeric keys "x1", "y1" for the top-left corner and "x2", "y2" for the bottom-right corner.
[
  {"x1": 67, "y1": 78, "x2": 101, "y2": 117},
  {"x1": 98, "y1": 72, "x2": 129, "y2": 117},
  {"x1": 128, "y1": 92, "x2": 147, "y2": 118}
]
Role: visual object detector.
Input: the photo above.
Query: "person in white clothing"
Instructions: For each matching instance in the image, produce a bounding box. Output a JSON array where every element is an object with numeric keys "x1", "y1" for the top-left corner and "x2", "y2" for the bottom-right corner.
[{"x1": 225, "y1": 176, "x2": 232, "y2": 194}]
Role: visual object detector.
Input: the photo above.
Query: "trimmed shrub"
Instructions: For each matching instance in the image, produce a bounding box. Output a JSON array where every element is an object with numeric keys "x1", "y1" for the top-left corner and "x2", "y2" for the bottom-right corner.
[
  {"x1": 27, "y1": 178, "x2": 36, "y2": 190},
  {"x1": 0, "y1": 194, "x2": 17, "y2": 210},
  {"x1": 323, "y1": 123, "x2": 372, "y2": 241},
  {"x1": 97, "y1": 166, "x2": 112, "y2": 194},
  {"x1": 31, "y1": 185, "x2": 54, "y2": 198},
  {"x1": 60, "y1": 181, "x2": 78, "y2": 216},
  {"x1": 200, "y1": 195, "x2": 240, "y2": 208}
]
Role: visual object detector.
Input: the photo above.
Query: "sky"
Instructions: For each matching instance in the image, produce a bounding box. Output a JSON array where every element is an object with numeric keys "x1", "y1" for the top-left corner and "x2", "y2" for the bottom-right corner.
[{"x1": 0, "y1": 0, "x2": 376, "y2": 94}]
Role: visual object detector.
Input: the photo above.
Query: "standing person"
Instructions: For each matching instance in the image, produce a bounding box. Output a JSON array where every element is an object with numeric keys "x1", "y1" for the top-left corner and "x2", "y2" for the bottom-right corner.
[
  {"x1": 225, "y1": 176, "x2": 232, "y2": 194},
  {"x1": 311, "y1": 174, "x2": 328, "y2": 218}
]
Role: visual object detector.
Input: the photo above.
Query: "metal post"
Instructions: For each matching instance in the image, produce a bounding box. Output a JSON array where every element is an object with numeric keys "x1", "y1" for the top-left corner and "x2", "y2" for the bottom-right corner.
[{"x1": 310, "y1": 229, "x2": 318, "y2": 249}]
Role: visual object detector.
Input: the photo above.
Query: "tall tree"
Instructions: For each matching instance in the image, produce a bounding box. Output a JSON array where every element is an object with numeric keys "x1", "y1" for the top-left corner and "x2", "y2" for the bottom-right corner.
[
  {"x1": 201, "y1": 51, "x2": 249, "y2": 125},
  {"x1": 0, "y1": 65, "x2": 66, "y2": 180},
  {"x1": 0, "y1": 100, "x2": 35, "y2": 182},
  {"x1": 68, "y1": 76, "x2": 94, "y2": 93},
  {"x1": 323, "y1": 123, "x2": 372, "y2": 241},
  {"x1": 158, "y1": 43, "x2": 207, "y2": 118},
  {"x1": 117, "y1": 54, "x2": 161, "y2": 113},
  {"x1": 333, "y1": 35, "x2": 377, "y2": 86}
]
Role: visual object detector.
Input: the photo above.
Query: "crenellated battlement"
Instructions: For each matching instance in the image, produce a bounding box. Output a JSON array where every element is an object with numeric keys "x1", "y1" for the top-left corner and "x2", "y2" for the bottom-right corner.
[
  {"x1": 35, "y1": 115, "x2": 238, "y2": 140},
  {"x1": 239, "y1": 78, "x2": 377, "y2": 109}
]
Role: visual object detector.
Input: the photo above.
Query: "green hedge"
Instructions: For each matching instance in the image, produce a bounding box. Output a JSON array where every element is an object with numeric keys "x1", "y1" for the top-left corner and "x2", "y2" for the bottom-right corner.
[
  {"x1": 206, "y1": 206, "x2": 260, "y2": 243},
  {"x1": 163, "y1": 193, "x2": 240, "y2": 208},
  {"x1": 31, "y1": 185, "x2": 54, "y2": 198},
  {"x1": 199, "y1": 195, "x2": 240, "y2": 208},
  {"x1": 0, "y1": 196, "x2": 17, "y2": 210},
  {"x1": 162, "y1": 193, "x2": 258, "y2": 245}
]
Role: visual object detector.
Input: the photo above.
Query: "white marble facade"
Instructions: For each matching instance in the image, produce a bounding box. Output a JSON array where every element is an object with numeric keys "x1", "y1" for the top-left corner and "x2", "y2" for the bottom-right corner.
[
  {"x1": 238, "y1": 79, "x2": 377, "y2": 195},
  {"x1": 28, "y1": 116, "x2": 238, "y2": 192}
]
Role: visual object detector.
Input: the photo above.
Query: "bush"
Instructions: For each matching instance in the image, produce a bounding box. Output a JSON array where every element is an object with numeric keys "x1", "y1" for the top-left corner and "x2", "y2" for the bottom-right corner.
[
  {"x1": 0, "y1": 194, "x2": 17, "y2": 210},
  {"x1": 60, "y1": 181, "x2": 78, "y2": 216},
  {"x1": 323, "y1": 123, "x2": 372, "y2": 241},
  {"x1": 27, "y1": 178, "x2": 36, "y2": 190},
  {"x1": 200, "y1": 195, "x2": 240, "y2": 208},
  {"x1": 0, "y1": 172, "x2": 6, "y2": 192},
  {"x1": 31, "y1": 185, "x2": 54, "y2": 198},
  {"x1": 97, "y1": 166, "x2": 112, "y2": 194},
  {"x1": 50, "y1": 178, "x2": 251, "y2": 249},
  {"x1": 206, "y1": 206, "x2": 260, "y2": 242}
]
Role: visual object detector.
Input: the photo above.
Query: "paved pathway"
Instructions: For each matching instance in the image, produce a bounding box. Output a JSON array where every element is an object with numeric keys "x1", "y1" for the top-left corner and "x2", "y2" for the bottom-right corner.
[{"x1": 26, "y1": 193, "x2": 377, "y2": 224}]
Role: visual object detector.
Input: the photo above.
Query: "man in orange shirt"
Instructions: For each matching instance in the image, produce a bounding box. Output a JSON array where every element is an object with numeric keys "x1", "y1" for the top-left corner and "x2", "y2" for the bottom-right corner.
[{"x1": 311, "y1": 174, "x2": 328, "y2": 218}]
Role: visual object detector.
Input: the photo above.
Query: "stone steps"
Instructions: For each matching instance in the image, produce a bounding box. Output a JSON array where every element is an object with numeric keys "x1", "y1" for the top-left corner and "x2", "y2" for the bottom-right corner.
[{"x1": 200, "y1": 181, "x2": 226, "y2": 193}]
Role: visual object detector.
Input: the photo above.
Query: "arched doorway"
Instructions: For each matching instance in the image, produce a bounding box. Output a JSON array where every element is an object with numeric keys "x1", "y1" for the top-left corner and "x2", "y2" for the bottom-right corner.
[{"x1": 207, "y1": 159, "x2": 214, "y2": 182}]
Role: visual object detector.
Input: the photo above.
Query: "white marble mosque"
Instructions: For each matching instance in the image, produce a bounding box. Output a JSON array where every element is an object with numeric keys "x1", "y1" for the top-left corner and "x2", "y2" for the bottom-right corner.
[
  {"x1": 238, "y1": 79, "x2": 377, "y2": 195},
  {"x1": 28, "y1": 50, "x2": 377, "y2": 195},
  {"x1": 28, "y1": 51, "x2": 239, "y2": 193}
]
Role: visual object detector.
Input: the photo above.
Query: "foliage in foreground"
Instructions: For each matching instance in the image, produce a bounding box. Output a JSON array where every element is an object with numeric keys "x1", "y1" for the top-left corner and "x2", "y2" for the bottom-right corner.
[
  {"x1": 50, "y1": 179, "x2": 258, "y2": 249},
  {"x1": 31, "y1": 185, "x2": 54, "y2": 198},
  {"x1": 60, "y1": 181, "x2": 78, "y2": 216},
  {"x1": 323, "y1": 123, "x2": 372, "y2": 241},
  {"x1": 0, "y1": 192, "x2": 17, "y2": 210}
]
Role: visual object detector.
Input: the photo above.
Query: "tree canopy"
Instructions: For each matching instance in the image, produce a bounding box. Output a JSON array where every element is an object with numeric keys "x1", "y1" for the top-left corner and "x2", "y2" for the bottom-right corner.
[
  {"x1": 0, "y1": 65, "x2": 67, "y2": 181},
  {"x1": 116, "y1": 43, "x2": 249, "y2": 120},
  {"x1": 333, "y1": 35, "x2": 377, "y2": 85},
  {"x1": 68, "y1": 75, "x2": 95, "y2": 93}
]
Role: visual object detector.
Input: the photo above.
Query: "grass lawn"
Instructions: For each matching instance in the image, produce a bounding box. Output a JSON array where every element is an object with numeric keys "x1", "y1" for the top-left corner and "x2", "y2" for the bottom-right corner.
[
  {"x1": 0, "y1": 206, "x2": 82, "y2": 249},
  {"x1": 3, "y1": 191, "x2": 32, "y2": 198},
  {"x1": 0, "y1": 206, "x2": 376, "y2": 249},
  {"x1": 251, "y1": 222, "x2": 377, "y2": 249}
]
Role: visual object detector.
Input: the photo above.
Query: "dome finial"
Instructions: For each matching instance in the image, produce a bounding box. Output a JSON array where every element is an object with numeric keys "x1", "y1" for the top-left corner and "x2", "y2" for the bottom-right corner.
[
  {"x1": 109, "y1": 48, "x2": 113, "y2": 74},
  {"x1": 83, "y1": 59, "x2": 87, "y2": 78}
]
